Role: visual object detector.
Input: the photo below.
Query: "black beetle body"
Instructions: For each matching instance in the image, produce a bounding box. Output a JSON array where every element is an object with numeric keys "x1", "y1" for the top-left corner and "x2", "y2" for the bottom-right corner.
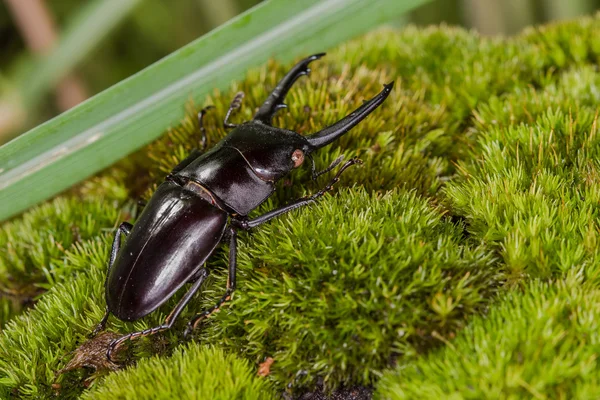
[
  {"x1": 96, "y1": 54, "x2": 393, "y2": 359},
  {"x1": 106, "y1": 181, "x2": 227, "y2": 321}
]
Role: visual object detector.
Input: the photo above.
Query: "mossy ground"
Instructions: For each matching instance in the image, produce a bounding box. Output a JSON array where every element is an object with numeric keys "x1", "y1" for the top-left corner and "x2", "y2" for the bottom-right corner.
[{"x1": 2, "y1": 14, "x2": 600, "y2": 399}]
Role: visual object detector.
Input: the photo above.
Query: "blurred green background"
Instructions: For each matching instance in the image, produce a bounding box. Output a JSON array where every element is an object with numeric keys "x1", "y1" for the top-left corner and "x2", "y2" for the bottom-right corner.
[{"x1": 0, "y1": 0, "x2": 598, "y2": 142}]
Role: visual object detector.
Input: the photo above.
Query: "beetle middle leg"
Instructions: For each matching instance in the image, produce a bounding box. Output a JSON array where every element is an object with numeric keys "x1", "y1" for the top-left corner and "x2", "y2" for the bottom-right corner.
[
  {"x1": 91, "y1": 222, "x2": 133, "y2": 337},
  {"x1": 106, "y1": 268, "x2": 209, "y2": 362}
]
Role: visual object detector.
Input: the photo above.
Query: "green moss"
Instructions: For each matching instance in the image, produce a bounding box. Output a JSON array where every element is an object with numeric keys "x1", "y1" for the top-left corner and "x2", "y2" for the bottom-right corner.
[
  {"x1": 0, "y1": 175, "x2": 134, "y2": 327},
  {"x1": 444, "y1": 72, "x2": 600, "y2": 281},
  {"x1": 197, "y1": 189, "x2": 499, "y2": 391},
  {"x1": 375, "y1": 275, "x2": 600, "y2": 399},
  {"x1": 0, "y1": 235, "x2": 117, "y2": 399},
  {"x1": 3, "y1": 13, "x2": 600, "y2": 399},
  {"x1": 82, "y1": 345, "x2": 276, "y2": 400}
]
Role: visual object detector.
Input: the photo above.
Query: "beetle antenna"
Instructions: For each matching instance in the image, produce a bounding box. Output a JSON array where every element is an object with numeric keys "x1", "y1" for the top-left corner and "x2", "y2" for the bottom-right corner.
[
  {"x1": 197, "y1": 105, "x2": 214, "y2": 150},
  {"x1": 311, "y1": 155, "x2": 345, "y2": 180},
  {"x1": 223, "y1": 92, "x2": 245, "y2": 129}
]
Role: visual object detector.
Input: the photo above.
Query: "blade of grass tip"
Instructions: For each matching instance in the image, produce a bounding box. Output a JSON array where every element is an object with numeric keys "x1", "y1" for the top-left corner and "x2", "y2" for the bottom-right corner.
[{"x1": 0, "y1": 0, "x2": 431, "y2": 222}]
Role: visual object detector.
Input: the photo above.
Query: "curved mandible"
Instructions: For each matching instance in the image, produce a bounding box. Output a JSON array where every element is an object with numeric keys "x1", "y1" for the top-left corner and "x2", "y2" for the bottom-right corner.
[
  {"x1": 253, "y1": 53, "x2": 325, "y2": 125},
  {"x1": 305, "y1": 82, "x2": 394, "y2": 150}
]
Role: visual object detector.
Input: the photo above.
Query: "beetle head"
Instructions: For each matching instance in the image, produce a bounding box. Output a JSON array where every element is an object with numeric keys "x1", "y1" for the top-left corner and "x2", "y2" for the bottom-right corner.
[
  {"x1": 224, "y1": 82, "x2": 393, "y2": 182},
  {"x1": 222, "y1": 53, "x2": 393, "y2": 182},
  {"x1": 220, "y1": 123, "x2": 312, "y2": 182}
]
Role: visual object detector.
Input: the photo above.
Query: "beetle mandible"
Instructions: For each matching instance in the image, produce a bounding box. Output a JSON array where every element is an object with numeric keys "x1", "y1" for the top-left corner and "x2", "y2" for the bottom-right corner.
[{"x1": 92, "y1": 53, "x2": 393, "y2": 360}]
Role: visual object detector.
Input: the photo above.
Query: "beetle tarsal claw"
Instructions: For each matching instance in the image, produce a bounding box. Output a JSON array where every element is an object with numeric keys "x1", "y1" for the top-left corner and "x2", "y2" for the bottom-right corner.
[{"x1": 106, "y1": 338, "x2": 126, "y2": 363}]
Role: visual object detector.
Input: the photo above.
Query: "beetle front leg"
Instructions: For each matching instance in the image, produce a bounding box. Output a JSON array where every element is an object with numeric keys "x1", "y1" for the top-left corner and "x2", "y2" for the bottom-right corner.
[
  {"x1": 310, "y1": 154, "x2": 344, "y2": 180},
  {"x1": 184, "y1": 227, "x2": 237, "y2": 336},
  {"x1": 91, "y1": 222, "x2": 133, "y2": 337},
  {"x1": 106, "y1": 268, "x2": 209, "y2": 362},
  {"x1": 234, "y1": 158, "x2": 361, "y2": 231}
]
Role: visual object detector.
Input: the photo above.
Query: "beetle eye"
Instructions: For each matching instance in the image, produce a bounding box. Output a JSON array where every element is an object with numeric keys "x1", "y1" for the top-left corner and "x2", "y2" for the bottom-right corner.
[{"x1": 291, "y1": 149, "x2": 304, "y2": 168}]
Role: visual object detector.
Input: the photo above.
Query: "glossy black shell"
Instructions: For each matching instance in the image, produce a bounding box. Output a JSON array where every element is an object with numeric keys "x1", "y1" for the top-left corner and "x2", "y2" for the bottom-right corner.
[
  {"x1": 106, "y1": 123, "x2": 309, "y2": 321},
  {"x1": 175, "y1": 121, "x2": 311, "y2": 215},
  {"x1": 106, "y1": 181, "x2": 227, "y2": 321},
  {"x1": 104, "y1": 57, "x2": 394, "y2": 322}
]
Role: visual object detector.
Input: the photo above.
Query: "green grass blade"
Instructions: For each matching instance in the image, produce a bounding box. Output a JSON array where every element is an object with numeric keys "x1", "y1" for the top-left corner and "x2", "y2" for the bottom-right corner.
[{"x1": 0, "y1": 0, "x2": 430, "y2": 222}]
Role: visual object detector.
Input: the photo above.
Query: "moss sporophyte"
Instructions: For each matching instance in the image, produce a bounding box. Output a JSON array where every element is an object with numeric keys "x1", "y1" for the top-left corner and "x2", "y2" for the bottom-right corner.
[{"x1": 3, "y1": 13, "x2": 600, "y2": 399}]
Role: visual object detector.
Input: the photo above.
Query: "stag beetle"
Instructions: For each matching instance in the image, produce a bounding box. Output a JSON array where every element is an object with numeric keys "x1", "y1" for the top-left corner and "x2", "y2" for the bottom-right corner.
[{"x1": 92, "y1": 53, "x2": 393, "y2": 360}]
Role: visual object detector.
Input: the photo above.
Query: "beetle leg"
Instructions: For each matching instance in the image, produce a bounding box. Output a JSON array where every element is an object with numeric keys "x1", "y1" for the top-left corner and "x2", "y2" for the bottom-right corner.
[
  {"x1": 90, "y1": 222, "x2": 133, "y2": 337},
  {"x1": 253, "y1": 53, "x2": 325, "y2": 125},
  {"x1": 197, "y1": 105, "x2": 214, "y2": 150},
  {"x1": 184, "y1": 227, "x2": 237, "y2": 336},
  {"x1": 106, "y1": 268, "x2": 209, "y2": 362},
  {"x1": 188, "y1": 266, "x2": 210, "y2": 283},
  {"x1": 184, "y1": 160, "x2": 358, "y2": 335},
  {"x1": 233, "y1": 158, "x2": 361, "y2": 231},
  {"x1": 223, "y1": 92, "x2": 244, "y2": 129}
]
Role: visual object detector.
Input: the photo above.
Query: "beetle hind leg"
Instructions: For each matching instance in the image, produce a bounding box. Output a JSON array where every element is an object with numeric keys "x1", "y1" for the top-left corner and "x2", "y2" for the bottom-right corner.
[
  {"x1": 253, "y1": 53, "x2": 325, "y2": 125},
  {"x1": 106, "y1": 268, "x2": 209, "y2": 362},
  {"x1": 184, "y1": 227, "x2": 238, "y2": 336}
]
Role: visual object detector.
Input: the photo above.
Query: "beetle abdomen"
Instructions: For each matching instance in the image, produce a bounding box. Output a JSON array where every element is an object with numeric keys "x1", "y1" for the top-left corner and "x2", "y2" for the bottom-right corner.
[{"x1": 106, "y1": 181, "x2": 227, "y2": 321}]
